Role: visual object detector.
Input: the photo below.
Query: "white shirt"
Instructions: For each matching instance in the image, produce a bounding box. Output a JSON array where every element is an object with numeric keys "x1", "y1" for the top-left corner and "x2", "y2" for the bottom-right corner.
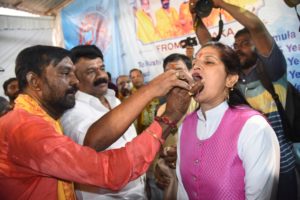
[
  {"x1": 61, "y1": 90, "x2": 146, "y2": 200},
  {"x1": 177, "y1": 101, "x2": 280, "y2": 200}
]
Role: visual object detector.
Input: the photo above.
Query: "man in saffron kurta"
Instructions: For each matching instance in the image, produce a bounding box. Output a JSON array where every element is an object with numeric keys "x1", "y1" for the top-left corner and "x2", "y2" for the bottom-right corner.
[{"x1": 0, "y1": 45, "x2": 192, "y2": 200}]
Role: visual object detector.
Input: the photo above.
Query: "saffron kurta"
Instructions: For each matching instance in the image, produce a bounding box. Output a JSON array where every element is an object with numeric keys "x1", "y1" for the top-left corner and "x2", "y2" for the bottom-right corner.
[{"x1": 0, "y1": 94, "x2": 163, "y2": 200}]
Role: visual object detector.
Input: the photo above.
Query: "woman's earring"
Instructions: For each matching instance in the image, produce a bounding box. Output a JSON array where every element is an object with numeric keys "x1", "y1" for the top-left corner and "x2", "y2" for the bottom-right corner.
[{"x1": 226, "y1": 87, "x2": 233, "y2": 101}]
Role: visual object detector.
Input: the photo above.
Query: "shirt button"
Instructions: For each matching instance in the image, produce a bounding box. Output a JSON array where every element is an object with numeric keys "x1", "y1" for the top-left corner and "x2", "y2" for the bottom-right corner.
[
  {"x1": 194, "y1": 159, "x2": 199, "y2": 165},
  {"x1": 193, "y1": 192, "x2": 198, "y2": 197},
  {"x1": 192, "y1": 175, "x2": 197, "y2": 181}
]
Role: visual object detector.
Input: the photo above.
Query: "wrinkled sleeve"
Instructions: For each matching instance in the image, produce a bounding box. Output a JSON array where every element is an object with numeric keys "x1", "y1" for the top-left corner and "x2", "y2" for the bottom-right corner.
[
  {"x1": 8, "y1": 117, "x2": 162, "y2": 191},
  {"x1": 258, "y1": 39, "x2": 286, "y2": 81}
]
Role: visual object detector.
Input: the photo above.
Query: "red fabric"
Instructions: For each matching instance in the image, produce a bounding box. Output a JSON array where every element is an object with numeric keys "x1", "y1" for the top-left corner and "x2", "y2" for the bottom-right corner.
[{"x1": 0, "y1": 108, "x2": 162, "y2": 200}]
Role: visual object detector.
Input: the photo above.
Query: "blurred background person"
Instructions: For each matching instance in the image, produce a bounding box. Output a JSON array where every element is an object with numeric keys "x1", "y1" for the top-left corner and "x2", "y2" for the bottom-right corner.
[
  {"x1": 116, "y1": 75, "x2": 132, "y2": 102},
  {"x1": 130, "y1": 68, "x2": 160, "y2": 134},
  {"x1": 107, "y1": 71, "x2": 118, "y2": 97},
  {"x1": 3, "y1": 77, "x2": 19, "y2": 107},
  {"x1": 0, "y1": 96, "x2": 12, "y2": 117}
]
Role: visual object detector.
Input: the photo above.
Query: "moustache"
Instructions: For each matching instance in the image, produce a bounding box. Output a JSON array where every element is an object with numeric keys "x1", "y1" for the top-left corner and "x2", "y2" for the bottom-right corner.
[{"x1": 93, "y1": 77, "x2": 108, "y2": 86}]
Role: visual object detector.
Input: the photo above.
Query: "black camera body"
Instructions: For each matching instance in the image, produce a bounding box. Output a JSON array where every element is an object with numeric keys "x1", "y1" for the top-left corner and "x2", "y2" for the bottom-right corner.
[
  {"x1": 179, "y1": 37, "x2": 198, "y2": 48},
  {"x1": 195, "y1": 0, "x2": 213, "y2": 18}
]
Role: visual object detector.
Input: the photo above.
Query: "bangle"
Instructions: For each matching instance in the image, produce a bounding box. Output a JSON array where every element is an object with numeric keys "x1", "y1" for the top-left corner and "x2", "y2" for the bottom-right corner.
[
  {"x1": 145, "y1": 129, "x2": 165, "y2": 146},
  {"x1": 154, "y1": 116, "x2": 178, "y2": 135}
]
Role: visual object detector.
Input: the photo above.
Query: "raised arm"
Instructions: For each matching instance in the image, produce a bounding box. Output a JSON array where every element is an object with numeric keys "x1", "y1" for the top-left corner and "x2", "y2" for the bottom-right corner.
[
  {"x1": 213, "y1": 0, "x2": 273, "y2": 56},
  {"x1": 189, "y1": 0, "x2": 212, "y2": 45},
  {"x1": 84, "y1": 70, "x2": 193, "y2": 151}
]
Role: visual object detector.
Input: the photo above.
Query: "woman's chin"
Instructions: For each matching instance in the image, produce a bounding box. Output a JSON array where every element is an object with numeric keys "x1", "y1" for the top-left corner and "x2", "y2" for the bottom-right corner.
[{"x1": 193, "y1": 91, "x2": 204, "y2": 103}]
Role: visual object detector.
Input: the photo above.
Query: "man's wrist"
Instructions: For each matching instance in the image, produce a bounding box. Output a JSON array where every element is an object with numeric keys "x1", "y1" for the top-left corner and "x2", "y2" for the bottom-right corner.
[{"x1": 155, "y1": 115, "x2": 178, "y2": 135}]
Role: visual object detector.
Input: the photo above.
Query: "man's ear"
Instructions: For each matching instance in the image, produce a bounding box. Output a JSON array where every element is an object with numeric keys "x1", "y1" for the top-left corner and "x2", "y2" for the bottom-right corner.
[
  {"x1": 26, "y1": 72, "x2": 41, "y2": 91},
  {"x1": 226, "y1": 74, "x2": 239, "y2": 88}
]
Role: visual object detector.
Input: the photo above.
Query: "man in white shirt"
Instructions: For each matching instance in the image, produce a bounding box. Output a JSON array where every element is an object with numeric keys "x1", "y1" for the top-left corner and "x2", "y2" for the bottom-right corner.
[{"x1": 61, "y1": 45, "x2": 146, "y2": 200}]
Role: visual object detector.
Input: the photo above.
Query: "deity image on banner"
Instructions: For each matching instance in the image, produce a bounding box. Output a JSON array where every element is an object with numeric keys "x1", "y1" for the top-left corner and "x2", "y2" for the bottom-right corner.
[
  {"x1": 133, "y1": 0, "x2": 264, "y2": 44},
  {"x1": 78, "y1": 7, "x2": 112, "y2": 52}
]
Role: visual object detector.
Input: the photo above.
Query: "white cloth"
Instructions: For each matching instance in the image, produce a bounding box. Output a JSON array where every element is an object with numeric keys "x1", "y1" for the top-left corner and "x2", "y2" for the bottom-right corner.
[
  {"x1": 176, "y1": 101, "x2": 280, "y2": 200},
  {"x1": 61, "y1": 89, "x2": 146, "y2": 200}
]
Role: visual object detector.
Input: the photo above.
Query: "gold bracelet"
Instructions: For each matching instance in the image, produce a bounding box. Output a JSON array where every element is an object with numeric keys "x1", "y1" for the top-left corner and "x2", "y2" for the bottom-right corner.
[{"x1": 145, "y1": 129, "x2": 164, "y2": 146}]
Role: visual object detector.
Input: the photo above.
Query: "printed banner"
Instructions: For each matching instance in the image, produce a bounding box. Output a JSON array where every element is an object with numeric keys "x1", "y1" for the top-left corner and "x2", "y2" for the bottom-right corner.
[{"x1": 61, "y1": 0, "x2": 300, "y2": 89}]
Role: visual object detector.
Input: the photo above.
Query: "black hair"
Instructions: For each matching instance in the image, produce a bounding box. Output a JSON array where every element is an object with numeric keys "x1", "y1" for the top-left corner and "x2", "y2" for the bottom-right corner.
[
  {"x1": 3, "y1": 77, "x2": 17, "y2": 92},
  {"x1": 0, "y1": 96, "x2": 11, "y2": 117},
  {"x1": 201, "y1": 41, "x2": 250, "y2": 108},
  {"x1": 70, "y1": 45, "x2": 103, "y2": 64},
  {"x1": 116, "y1": 75, "x2": 129, "y2": 85},
  {"x1": 15, "y1": 45, "x2": 71, "y2": 92},
  {"x1": 129, "y1": 68, "x2": 143, "y2": 77},
  {"x1": 234, "y1": 28, "x2": 250, "y2": 39},
  {"x1": 163, "y1": 53, "x2": 192, "y2": 70},
  {"x1": 107, "y1": 71, "x2": 111, "y2": 79}
]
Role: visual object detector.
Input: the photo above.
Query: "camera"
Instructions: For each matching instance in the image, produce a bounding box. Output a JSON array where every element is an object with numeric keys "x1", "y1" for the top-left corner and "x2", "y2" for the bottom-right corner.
[
  {"x1": 179, "y1": 37, "x2": 198, "y2": 48},
  {"x1": 194, "y1": 0, "x2": 213, "y2": 18}
]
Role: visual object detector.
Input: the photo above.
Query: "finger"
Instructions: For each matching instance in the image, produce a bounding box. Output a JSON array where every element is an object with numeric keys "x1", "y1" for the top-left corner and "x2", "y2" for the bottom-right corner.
[
  {"x1": 156, "y1": 180, "x2": 169, "y2": 190},
  {"x1": 155, "y1": 173, "x2": 170, "y2": 188},
  {"x1": 165, "y1": 148, "x2": 177, "y2": 156},
  {"x1": 189, "y1": 0, "x2": 197, "y2": 13},
  {"x1": 176, "y1": 70, "x2": 194, "y2": 85},
  {"x1": 156, "y1": 174, "x2": 170, "y2": 184},
  {"x1": 164, "y1": 156, "x2": 177, "y2": 162},
  {"x1": 172, "y1": 79, "x2": 191, "y2": 91}
]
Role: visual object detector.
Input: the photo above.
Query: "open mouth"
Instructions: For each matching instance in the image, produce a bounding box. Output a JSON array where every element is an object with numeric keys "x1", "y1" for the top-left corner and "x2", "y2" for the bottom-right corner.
[{"x1": 193, "y1": 74, "x2": 202, "y2": 82}]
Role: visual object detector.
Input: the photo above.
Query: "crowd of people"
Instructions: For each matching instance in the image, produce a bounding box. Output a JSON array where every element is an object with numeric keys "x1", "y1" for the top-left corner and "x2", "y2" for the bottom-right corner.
[{"x1": 0, "y1": 0, "x2": 299, "y2": 200}]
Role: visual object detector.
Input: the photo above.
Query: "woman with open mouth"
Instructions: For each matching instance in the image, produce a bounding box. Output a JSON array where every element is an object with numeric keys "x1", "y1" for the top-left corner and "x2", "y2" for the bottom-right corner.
[{"x1": 159, "y1": 42, "x2": 280, "y2": 200}]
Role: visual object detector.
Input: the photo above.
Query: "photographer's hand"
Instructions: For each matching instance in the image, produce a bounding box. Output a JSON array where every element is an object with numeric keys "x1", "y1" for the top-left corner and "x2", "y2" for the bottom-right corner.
[
  {"x1": 189, "y1": 0, "x2": 198, "y2": 23},
  {"x1": 211, "y1": 0, "x2": 224, "y2": 8},
  {"x1": 210, "y1": 0, "x2": 273, "y2": 56},
  {"x1": 188, "y1": 0, "x2": 212, "y2": 46},
  {"x1": 189, "y1": 0, "x2": 197, "y2": 14}
]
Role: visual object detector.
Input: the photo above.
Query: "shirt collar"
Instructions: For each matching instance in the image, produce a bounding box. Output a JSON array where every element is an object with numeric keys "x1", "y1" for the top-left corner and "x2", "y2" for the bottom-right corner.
[
  {"x1": 75, "y1": 89, "x2": 115, "y2": 103},
  {"x1": 75, "y1": 90, "x2": 116, "y2": 110},
  {"x1": 196, "y1": 101, "x2": 228, "y2": 122},
  {"x1": 75, "y1": 90, "x2": 98, "y2": 104}
]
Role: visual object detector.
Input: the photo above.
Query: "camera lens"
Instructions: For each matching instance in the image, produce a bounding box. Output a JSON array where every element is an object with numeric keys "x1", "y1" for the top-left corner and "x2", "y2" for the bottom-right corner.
[{"x1": 195, "y1": 0, "x2": 213, "y2": 18}]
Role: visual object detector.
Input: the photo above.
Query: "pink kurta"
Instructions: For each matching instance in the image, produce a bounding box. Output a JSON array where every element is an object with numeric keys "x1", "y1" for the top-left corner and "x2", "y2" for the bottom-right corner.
[{"x1": 180, "y1": 107, "x2": 259, "y2": 200}]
